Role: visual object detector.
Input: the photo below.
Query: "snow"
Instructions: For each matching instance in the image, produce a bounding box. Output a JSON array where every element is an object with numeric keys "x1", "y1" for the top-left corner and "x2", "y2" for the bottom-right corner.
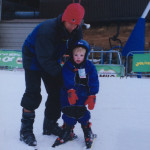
[{"x1": 0, "y1": 70, "x2": 150, "y2": 150}]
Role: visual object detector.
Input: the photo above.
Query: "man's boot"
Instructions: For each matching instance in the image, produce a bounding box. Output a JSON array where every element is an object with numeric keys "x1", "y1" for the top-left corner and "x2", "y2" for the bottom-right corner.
[
  {"x1": 81, "y1": 122, "x2": 96, "y2": 149},
  {"x1": 43, "y1": 117, "x2": 62, "y2": 136},
  {"x1": 20, "y1": 111, "x2": 37, "y2": 146}
]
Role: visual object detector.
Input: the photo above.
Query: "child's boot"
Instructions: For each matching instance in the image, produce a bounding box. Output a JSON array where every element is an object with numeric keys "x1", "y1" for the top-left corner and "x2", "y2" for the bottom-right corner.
[
  {"x1": 20, "y1": 111, "x2": 37, "y2": 146},
  {"x1": 52, "y1": 123, "x2": 76, "y2": 147},
  {"x1": 81, "y1": 122, "x2": 96, "y2": 149}
]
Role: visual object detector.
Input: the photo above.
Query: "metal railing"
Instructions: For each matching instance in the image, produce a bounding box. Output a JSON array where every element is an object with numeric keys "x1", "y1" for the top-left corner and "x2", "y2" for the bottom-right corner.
[
  {"x1": 89, "y1": 50, "x2": 122, "y2": 64},
  {"x1": 89, "y1": 50, "x2": 124, "y2": 77}
]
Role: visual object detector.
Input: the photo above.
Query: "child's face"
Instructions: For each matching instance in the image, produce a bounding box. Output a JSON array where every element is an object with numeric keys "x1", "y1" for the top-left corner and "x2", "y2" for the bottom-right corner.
[{"x1": 73, "y1": 48, "x2": 86, "y2": 64}]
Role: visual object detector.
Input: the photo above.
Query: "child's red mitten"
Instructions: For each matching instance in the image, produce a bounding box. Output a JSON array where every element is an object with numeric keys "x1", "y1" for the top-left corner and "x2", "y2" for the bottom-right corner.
[
  {"x1": 85, "y1": 95, "x2": 96, "y2": 110},
  {"x1": 67, "y1": 89, "x2": 78, "y2": 105}
]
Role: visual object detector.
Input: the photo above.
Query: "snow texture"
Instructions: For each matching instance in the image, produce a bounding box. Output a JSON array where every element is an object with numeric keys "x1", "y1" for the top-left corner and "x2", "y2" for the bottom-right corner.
[{"x1": 0, "y1": 70, "x2": 150, "y2": 150}]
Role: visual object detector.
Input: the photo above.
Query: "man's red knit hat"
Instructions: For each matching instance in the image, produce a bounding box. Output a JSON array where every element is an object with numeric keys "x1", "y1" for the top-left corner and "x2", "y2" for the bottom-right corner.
[{"x1": 62, "y1": 3, "x2": 85, "y2": 25}]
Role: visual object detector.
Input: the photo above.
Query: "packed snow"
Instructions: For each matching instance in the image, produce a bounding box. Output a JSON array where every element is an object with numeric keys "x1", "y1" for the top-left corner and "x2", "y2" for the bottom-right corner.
[{"x1": 0, "y1": 70, "x2": 150, "y2": 150}]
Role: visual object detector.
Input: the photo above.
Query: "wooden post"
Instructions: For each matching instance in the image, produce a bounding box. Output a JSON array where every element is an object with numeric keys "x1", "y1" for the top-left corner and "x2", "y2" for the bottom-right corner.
[{"x1": 0, "y1": 0, "x2": 2, "y2": 21}]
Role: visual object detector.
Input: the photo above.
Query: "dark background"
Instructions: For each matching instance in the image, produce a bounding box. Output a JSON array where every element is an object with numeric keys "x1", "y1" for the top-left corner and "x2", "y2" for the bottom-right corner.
[{"x1": 2, "y1": 0, "x2": 150, "y2": 23}]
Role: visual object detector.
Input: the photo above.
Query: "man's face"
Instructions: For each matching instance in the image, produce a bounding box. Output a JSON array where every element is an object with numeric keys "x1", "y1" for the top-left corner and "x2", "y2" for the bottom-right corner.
[
  {"x1": 73, "y1": 49, "x2": 86, "y2": 64},
  {"x1": 64, "y1": 22, "x2": 78, "y2": 33}
]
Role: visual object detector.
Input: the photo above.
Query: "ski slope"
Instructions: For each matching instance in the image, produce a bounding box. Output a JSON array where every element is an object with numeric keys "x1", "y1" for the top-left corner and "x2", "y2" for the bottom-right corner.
[{"x1": 0, "y1": 70, "x2": 150, "y2": 150}]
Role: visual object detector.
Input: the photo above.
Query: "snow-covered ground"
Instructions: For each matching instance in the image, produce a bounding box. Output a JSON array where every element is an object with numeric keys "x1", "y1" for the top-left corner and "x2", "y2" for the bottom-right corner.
[{"x1": 0, "y1": 70, "x2": 150, "y2": 150}]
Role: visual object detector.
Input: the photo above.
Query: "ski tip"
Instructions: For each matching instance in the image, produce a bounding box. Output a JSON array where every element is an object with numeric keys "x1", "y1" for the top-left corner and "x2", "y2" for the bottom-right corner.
[
  {"x1": 52, "y1": 144, "x2": 56, "y2": 148},
  {"x1": 33, "y1": 145, "x2": 38, "y2": 150},
  {"x1": 93, "y1": 134, "x2": 97, "y2": 138}
]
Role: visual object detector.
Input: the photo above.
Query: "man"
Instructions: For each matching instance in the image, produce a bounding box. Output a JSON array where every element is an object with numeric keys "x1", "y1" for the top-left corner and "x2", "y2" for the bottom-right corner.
[{"x1": 20, "y1": 3, "x2": 85, "y2": 146}]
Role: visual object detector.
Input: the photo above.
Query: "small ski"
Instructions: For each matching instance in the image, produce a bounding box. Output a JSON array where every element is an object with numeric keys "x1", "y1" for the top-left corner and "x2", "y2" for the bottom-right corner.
[
  {"x1": 52, "y1": 134, "x2": 78, "y2": 148},
  {"x1": 84, "y1": 134, "x2": 97, "y2": 150},
  {"x1": 34, "y1": 146, "x2": 38, "y2": 150}
]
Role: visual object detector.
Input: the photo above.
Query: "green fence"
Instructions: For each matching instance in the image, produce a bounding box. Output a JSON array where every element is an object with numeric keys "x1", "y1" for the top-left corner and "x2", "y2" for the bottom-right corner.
[
  {"x1": 95, "y1": 64, "x2": 124, "y2": 77},
  {"x1": 132, "y1": 53, "x2": 150, "y2": 72},
  {"x1": 0, "y1": 50, "x2": 125, "y2": 77},
  {"x1": 126, "y1": 51, "x2": 150, "y2": 77},
  {"x1": 0, "y1": 50, "x2": 22, "y2": 69}
]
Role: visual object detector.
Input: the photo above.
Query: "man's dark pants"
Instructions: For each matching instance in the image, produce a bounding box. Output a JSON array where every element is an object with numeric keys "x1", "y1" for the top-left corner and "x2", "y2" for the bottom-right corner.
[{"x1": 21, "y1": 69, "x2": 61, "y2": 121}]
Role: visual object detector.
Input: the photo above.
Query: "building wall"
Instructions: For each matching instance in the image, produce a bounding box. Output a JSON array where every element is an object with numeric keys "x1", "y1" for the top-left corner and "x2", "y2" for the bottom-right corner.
[
  {"x1": 39, "y1": 0, "x2": 150, "y2": 23},
  {"x1": 0, "y1": 0, "x2": 2, "y2": 21}
]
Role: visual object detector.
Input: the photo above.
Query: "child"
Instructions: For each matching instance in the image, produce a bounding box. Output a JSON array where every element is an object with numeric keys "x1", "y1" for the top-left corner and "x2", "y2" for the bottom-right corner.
[{"x1": 52, "y1": 39, "x2": 99, "y2": 149}]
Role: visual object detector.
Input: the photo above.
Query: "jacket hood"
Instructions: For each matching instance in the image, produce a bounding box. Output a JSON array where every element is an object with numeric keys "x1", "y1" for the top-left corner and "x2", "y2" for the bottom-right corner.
[{"x1": 69, "y1": 39, "x2": 91, "y2": 67}]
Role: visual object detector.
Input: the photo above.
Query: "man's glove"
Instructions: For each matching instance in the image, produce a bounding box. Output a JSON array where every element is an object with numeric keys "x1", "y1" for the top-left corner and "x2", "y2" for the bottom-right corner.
[
  {"x1": 85, "y1": 95, "x2": 96, "y2": 110},
  {"x1": 67, "y1": 89, "x2": 78, "y2": 105}
]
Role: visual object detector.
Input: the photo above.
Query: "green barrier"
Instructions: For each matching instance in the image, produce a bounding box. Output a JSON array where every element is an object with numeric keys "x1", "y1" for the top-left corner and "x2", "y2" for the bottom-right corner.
[
  {"x1": 132, "y1": 53, "x2": 150, "y2": 72},
  {"x1": 0, "y1": 50, "x2": 125, "y2": 77},
  {"x1": 0, "y1": 50, "x2": 22, "y2": 69},
  {"x1": 95, "y1": 64, "x2": 124, "y2": 77}
]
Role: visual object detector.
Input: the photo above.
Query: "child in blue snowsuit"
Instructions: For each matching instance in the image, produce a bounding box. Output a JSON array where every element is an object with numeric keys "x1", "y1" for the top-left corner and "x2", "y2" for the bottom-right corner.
[{"x1": 53, "y1": 39, "x2": 99, "y2": 149}]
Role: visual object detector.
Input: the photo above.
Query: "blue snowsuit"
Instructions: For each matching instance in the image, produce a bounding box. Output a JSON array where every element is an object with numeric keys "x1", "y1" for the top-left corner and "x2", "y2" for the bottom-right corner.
[{"x1": 61, "y1": 59, "x2": 99, "y2": 126}]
